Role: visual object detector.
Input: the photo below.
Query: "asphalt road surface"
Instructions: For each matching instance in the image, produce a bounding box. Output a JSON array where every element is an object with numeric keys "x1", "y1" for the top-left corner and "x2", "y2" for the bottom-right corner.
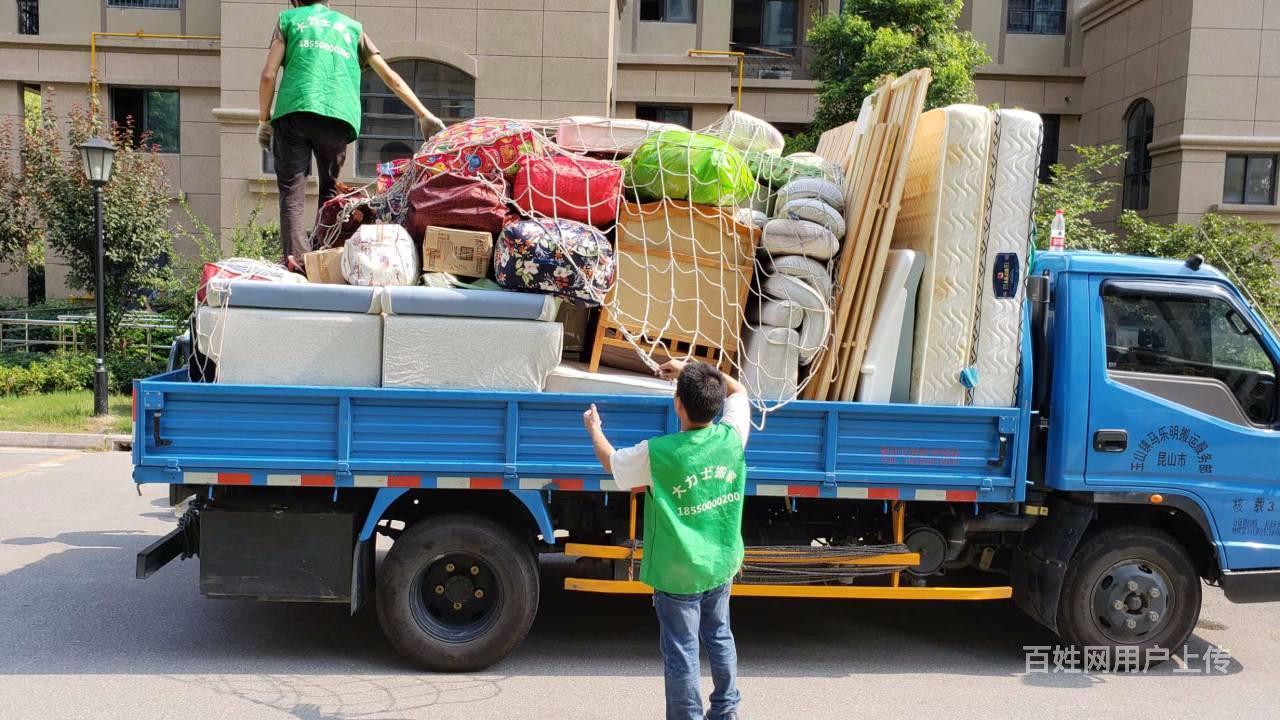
[{"x1": 0, "y1": 447, "x2": 1276, "y2": 719}]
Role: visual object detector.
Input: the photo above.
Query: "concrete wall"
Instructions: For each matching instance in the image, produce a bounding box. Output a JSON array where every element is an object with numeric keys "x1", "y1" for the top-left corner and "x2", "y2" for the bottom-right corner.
[{"x1": 218, "y1": 0, "x2": 614, "y2": 237}]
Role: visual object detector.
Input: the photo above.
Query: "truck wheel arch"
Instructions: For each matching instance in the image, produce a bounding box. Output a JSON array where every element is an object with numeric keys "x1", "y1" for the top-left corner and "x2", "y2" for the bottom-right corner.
[
  {"x1": 1012, "y1": 491, "x2": 1220, "y2": 634},
  {"x1": 358, "y1": 488, "x2": 555, "y2": 546}
]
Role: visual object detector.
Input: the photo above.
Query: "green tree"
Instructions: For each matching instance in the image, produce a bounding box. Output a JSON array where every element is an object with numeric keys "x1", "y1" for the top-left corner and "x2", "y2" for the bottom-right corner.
[
  {"x1": 1036, "y1": 142, "x2": 1280, "y2": 327},
  {"x1": 1033, "y1": 144, "x2": 1124, "y2": 253},
  {"x1": 794, "y1": 0, "x2": 988, "y2": 150},
  {"x1": 15, "y1": 88, "x2": 173, "y2": 336}
]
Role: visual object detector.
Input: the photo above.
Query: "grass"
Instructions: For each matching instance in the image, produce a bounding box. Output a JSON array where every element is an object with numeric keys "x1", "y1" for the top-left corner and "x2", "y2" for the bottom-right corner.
[{"x1": 0, "y1": 391, "x2": 133, "y2": 435}]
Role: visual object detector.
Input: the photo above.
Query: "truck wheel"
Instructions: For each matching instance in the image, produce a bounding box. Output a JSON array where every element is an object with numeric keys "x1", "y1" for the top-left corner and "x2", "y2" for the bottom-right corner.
[
  {"x1": 1057, "y1": 526, "x2": 1201, "y2": 663},
  {"x1": 377, "y1": 514, "x2": 539, "y2": 672}
]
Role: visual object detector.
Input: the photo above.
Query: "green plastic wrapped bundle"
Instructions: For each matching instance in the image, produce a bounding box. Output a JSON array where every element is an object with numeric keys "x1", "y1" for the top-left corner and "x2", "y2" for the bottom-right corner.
[
  {"x1": 623, "y1": 129, "x2": 757, "y2": 206},
  {"x1": 747, "y1": 151, "x2": 843, "y2": 189}
]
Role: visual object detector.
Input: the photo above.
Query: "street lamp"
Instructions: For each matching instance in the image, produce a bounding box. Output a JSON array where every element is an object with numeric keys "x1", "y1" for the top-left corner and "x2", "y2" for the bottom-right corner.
[{"x1": 78, "y1": 137, "x2": 115, "y2": 417}]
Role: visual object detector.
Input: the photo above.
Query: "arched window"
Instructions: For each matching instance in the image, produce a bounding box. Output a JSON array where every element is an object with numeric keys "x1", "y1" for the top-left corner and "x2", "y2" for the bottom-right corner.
[
  {"x1": 357, "y1": 59, "x2": 475, "y2": 177},
  {"x1": 1123, "y1": 99, "x2": 1154, "y2": 211}
]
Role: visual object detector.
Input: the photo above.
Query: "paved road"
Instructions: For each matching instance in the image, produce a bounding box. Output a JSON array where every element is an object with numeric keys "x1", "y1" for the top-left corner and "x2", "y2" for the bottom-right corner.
[{"x1": 0, "y1": 447, "x2": 1276, "y2": 719}]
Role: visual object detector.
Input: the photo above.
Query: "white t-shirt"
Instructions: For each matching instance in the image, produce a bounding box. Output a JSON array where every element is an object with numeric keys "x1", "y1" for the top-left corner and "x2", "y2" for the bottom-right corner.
[{"x1": 609, "y1": 393, "x2": 751, "y2": 491}]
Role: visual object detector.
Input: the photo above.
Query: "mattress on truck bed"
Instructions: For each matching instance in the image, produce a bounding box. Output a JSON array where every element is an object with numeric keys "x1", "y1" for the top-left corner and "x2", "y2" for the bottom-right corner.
[{"x1": 132, "y1": 374, "x2": 1030, "y2": 505}]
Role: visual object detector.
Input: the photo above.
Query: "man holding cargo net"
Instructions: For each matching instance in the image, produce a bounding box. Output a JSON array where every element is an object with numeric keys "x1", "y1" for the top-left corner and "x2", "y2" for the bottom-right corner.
[
  {"x1": 583, "y1": 359, "x2": 749, "y2": 720},
  {"x1": 256, "y1": 0, "x2": 445, "y2": 265}
]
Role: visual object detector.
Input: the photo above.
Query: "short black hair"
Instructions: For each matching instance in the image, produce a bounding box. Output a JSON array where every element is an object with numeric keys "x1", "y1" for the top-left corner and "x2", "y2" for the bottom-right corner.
[
  {"x1": 292, "y1": 0, "x2": 327, "y2": 6},
  {"x1": 676, "y1": 362, "x2": 727, "y2": 424}
]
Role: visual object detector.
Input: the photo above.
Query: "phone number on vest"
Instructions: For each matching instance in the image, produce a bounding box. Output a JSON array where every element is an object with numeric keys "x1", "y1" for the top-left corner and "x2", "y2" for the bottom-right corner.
[{"x1": 677, "y1": 492, "x2": 743, "y2": 517}]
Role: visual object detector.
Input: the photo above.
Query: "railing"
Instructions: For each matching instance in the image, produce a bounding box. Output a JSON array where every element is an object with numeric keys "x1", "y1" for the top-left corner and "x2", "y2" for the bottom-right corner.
[
  {"x1": 17, "y1": 0, "x2": 38, "y2": 35},
  {"x1": 106, "y1": 0, "x2": 180, "y2": 8},
  {"x1": 0, "y1": 310, "x2": 177, "y2": 357},
  {"x1": 733, "y1": 44, "x2": 813, "y2": 81}
]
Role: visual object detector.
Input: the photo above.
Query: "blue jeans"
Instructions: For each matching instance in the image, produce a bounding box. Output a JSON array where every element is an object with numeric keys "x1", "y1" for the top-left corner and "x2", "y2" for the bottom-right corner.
[{"x1": 653, "y1": 582, "x2": 740, "y2": 720}]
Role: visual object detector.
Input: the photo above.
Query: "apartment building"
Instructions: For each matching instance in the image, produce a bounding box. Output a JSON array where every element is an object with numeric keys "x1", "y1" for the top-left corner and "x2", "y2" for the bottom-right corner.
[{"x1": 2, "y1": 0, "x2": 1276, "y2": 301}]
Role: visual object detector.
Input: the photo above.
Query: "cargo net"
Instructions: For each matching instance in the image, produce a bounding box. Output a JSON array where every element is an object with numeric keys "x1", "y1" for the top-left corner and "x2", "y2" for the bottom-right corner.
[{"x1": 306, "y1": 113, "x2": 846, "y2": 417}]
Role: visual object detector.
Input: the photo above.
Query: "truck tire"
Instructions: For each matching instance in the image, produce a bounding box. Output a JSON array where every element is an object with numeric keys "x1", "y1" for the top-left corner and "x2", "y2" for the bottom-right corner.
[
  {"x1": 377, "y1": 514, "x2": 539, "y2": 672},
  {"x1": 1057, "y1": 525, "x2": 1201, "y2": 664}
]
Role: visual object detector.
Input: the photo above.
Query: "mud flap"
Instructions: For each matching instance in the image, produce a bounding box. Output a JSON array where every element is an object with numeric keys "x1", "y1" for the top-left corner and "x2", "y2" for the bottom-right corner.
[{"x1": 1012, "y1": 494, "x2": 1095, "y2": 632}]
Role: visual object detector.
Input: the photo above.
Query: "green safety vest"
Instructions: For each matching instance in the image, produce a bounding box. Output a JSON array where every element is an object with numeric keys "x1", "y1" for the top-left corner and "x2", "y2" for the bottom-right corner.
[
  {"x1": 273, "y1": 4, "x2": 363, "y2": 140},
  {"x1": 640, "y1": 423, "x2": 747, "y2": 595}
]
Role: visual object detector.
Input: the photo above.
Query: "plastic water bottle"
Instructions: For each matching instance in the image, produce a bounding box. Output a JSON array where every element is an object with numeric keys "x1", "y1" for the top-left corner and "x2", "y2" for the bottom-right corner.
[{"x1": 1049, "y1": 209, "x2": 1066, "y2": 252}]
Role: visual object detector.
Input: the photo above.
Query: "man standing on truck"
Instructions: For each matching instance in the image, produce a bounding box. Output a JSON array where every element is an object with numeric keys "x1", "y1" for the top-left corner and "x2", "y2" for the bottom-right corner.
[
  {"x1": 582, "y1": 359, "x2": 749, "y2": 720},
  {"x1": 257, "y1": 0, "x2": 446, "y2": 265}
]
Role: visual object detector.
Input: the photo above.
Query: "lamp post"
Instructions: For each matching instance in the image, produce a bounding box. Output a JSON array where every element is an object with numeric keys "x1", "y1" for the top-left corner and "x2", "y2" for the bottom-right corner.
[{"x1": 78, "y1": 137, "x2": 115, "y2": 417}]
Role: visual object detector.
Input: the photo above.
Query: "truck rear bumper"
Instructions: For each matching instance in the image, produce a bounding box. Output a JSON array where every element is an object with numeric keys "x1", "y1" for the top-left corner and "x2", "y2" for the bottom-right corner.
[{"x1": 1221, "y1": 569, "x2": 1280, "y2": 603}]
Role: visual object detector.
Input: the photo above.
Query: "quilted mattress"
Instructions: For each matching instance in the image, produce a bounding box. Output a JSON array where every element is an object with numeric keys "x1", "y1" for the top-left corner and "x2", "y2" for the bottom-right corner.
[
  {"x1": 543, "y1": 362, "x2": 674, "y2": 396},
  {"x1": 195, "y1": 306, "x2": 383, "y2": 387},
  {"x1": 890, "y1": 105, "x2": 993, "y2": 406},
  {"x1": 743, "y1": 326, "x2": 800, "y2": 404},
  {"x1": 972, "y1": 109, "x2": 1041, "y2": 407},
  {"x1": 382, "y1": 315, "x2": 563, "y2": 392},
  {"x1": 383, "y1": 286, "x2": 558, "y2": 321}
]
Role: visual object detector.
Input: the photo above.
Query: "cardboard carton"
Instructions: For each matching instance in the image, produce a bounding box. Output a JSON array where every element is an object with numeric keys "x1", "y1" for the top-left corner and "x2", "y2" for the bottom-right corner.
[
  {"x1": 422, "y1": 226, "x2": 493, "y2": 277},
  {"x1": 303, "y1": 247, "x2": 347, "y2": 284}
]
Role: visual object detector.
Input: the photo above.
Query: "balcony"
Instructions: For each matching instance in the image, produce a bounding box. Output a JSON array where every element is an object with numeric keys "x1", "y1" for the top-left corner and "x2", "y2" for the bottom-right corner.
[{"x1": 733, "y1": 44, "x2": 813, "y2": 81}]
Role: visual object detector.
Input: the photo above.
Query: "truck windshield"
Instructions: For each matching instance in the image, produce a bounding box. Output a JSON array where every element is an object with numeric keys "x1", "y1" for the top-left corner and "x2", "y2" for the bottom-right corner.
[{"x1": 1103, "y1": 289, "x2": 1278, "y2": 426}]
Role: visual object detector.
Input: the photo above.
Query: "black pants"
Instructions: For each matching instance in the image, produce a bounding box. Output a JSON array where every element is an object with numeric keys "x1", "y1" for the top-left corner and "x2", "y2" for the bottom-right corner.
[{"x1": 272, "y1": 111, "x2": 350, "y2": 261}]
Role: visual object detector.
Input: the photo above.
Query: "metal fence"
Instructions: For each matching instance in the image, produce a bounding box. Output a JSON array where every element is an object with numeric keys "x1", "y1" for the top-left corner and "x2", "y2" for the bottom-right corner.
[
  {"x1": 735, "y1": 44, "x2": 814, "y2": 81},
  {"x1": 106, "y1": 0, "x2": 180, "y2": 8},
  {"x1": 0, "y1": 310, "x2": 178, "y2": 358}
]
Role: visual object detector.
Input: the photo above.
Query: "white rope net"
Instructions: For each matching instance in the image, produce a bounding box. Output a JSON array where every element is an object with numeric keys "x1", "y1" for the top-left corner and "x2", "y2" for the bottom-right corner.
[{"x1": 206, "y1": 112, "x2": 848, "y2": 416}]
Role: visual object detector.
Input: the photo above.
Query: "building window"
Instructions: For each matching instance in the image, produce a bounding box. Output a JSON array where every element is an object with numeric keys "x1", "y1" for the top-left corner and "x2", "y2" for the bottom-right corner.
[
  {"x1": 640, "y1": 0, "x2": 695, "y2": 23},
  {"x1": 1038, "y1": 114, "x2": 1061, "y2": 184},
  {"x1": 107, "y1": 0, "x2": 180, "y2": 8},
  {"x1": 1122, "y1": 99, "x2": 1154, "y2": 211},
  {"x1": 732, "y1": 0, "x2": 798, "y2": 47},
  {"x1": 1223, "y1": 153, "x2": 1277, "y2": 206},
  {"x1": 357, "y1": 59, "x2": 474, "y2": 178},
  {"x1": 110, "y1": 87, "x2": 180, "y2": 153},
  {"x1": 17, "y1": 0, "x2": 37, "y2": 35},
  {"x1": 1007, "y1": 0, "x2": 1066, "y2": 35},
  {"x1": 636, "y1": 104, "x2": 693, "y2": 129}
]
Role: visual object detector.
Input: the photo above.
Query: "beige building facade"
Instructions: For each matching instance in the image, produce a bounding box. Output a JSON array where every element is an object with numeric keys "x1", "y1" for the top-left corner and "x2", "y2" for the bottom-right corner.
[{"x1": 4, "y1": 0, "x2": 1278, "y2": 301}]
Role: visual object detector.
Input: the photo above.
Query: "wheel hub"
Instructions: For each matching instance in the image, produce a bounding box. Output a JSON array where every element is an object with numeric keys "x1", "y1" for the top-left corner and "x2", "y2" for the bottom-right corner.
[
  {"x1": 1091, "y1": 560, "x2": 1172, "y2": 643},
  {"x1": 413, "y1": 552, "x2": 502, "y2": 643}
]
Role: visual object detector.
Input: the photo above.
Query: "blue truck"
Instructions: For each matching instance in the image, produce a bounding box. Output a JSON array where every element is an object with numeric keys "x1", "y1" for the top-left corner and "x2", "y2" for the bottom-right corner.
[{"x1": 132, "y1": 250, "x2": 1280, "y2": 671}]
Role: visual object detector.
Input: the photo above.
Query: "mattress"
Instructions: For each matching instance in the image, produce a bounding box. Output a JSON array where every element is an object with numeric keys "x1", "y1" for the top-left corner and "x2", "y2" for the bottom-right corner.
[
  {"x1": 743, "y1": 326, "x2": 800, "y2": 404},
  {"x1": 746, "y1": 296, "x2": 804, "y2": 329},
  {"x1": 382, "y1": 315, "x2": 563, "y2": 391},
  {"x1": 543, "y1": 362, "x2": 674, "y2": 396},
  {"x1": 555, "y1": 116, "x2": 680, "y2": 154},
  {"x1": 762, "y1": 273, "x2": 829, "y2": 366},
  {"x1": 889, "y1": 105, "x2": 993, "y2": 406},
  {"x1": 761, "y1": 218, "x2": 839, "y2": 261},
  {"x1": 770, "y1": 255, "x2": 834, "y2": 299},
  {"x1": 195, "y1": 306, "x2": 382, "y2": 387},
  {"x1": 204, "y1": 280, "x2": 382, "y2": 314},
  {"x1": 855, "y1": 250, "x2": 925, "y2": 404},
  {"x1": 972, "y1": 109, "x2": 1041, "y2": 407},
  {"x1": 383, "y1": 286, "x2": 558, "y2": 321}
]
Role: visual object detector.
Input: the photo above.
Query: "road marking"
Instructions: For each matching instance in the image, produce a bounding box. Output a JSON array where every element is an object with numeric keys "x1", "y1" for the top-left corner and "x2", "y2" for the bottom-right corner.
[{"x1": 0, "y1": 452, "x2": 82, "y2": 481}]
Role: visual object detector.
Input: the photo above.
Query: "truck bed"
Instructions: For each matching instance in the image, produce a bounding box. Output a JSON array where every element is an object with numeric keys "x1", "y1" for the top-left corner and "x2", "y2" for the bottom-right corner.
[{"x1": 132, "y1": 371, "x2": 1030, "y2": 503}]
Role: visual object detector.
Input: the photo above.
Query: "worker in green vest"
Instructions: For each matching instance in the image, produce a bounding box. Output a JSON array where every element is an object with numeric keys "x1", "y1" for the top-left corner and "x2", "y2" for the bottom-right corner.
[
  {"x1": 583, "y1": 359, "x2": 749, "y2": 720},
  {"x1": 257, "y1": 0, "x2": 445, "y2": 265}
]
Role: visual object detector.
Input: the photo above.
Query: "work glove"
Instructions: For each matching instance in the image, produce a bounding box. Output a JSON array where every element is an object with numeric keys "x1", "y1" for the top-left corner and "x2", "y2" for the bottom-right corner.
[
  {"x1": 257, "y1": 120, "x2": 273, "y2": 151},
  {"x1": 419, "y1": 112, "x2": 445, "y2": 140}
]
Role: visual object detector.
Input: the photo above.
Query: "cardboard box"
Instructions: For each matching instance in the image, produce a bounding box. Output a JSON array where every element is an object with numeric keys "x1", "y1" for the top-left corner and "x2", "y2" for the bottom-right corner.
[
  {"x1": 303, "y1": 247, "x2": 347, "y2": 284},
  {"x1": 422, "y1": 226, "x2": 493, "y2": 277}
]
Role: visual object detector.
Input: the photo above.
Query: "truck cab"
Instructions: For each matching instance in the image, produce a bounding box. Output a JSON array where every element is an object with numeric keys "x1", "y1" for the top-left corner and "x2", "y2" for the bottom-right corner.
[{"x1": 1015, "y1": 252, "x2": 1280, "y2": 650}]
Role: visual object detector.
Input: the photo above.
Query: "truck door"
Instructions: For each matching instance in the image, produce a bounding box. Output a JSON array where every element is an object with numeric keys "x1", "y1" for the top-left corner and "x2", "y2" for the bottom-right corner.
[{"x1": 1086, "y1": 277, "x2": 1280, "y2": 571}]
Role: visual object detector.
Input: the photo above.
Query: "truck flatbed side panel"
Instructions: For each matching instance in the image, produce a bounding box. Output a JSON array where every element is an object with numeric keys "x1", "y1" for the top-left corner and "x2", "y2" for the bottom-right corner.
[{"x1": 134, "y1": 375, "x2": 1027, "y2": 502}]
